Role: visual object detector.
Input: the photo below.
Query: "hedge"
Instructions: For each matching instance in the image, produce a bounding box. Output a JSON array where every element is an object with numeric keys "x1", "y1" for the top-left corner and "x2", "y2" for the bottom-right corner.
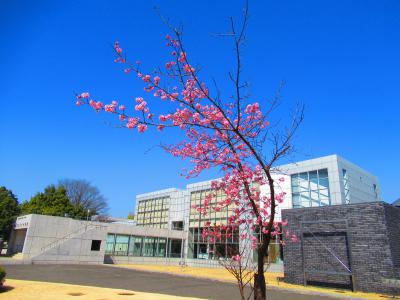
[{"x1": 0, "y1": 267, "x2": 5, "y2": 286}]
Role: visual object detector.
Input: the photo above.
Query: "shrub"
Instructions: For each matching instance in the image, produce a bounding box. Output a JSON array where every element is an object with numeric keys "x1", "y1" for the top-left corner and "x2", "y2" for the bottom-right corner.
[{"x1": 0, "y1": 267, "x2": 5, "y2": 286}]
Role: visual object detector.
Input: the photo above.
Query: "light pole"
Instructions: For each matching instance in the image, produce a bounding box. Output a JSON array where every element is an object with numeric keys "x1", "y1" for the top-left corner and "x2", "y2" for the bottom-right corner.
[{"x1": 87, "y1": 209, "x2": 90, "y2": 221}]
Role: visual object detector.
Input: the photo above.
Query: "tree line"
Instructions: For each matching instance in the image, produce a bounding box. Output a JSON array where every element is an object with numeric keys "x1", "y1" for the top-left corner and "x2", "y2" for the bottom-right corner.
[{"x1": 0, "y1": 179, "x2": 108, "y2": 242}]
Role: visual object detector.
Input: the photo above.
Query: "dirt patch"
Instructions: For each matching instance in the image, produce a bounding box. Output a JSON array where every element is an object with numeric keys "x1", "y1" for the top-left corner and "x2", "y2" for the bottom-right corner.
[
  {"x1": 118, "y1": 292, "x2": 135, "y2": 296},
  {"x1": 67, "y1": 292, "x2": 85, "y2": 296}
]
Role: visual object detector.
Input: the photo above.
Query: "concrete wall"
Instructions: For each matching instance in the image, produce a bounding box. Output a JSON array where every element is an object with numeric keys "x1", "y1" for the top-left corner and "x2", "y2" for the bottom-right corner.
[
  {"x1": 9, "y1": 214, "x2": 186, "y2": 265},
  {"x1": 282, "y1": 202, "x2": 400, "y2": 295},
  {"x1": 7, "y1": 214, "x2": 32, "y2": 254},
  {"x1": 106, "y1": 222, "x2": 186, "y2": 240},
  {"x1": 277, "y1": 154, "x2": 380, "y2": 206},
  {"x1": 22, "y1": 215, "x2": 108, "y2": 264},
  {"x1": 337, "y1": 156, "x2": 381, "y2": 204},
  {"x1": 12, "y1": 229, "x2": 27, "y2": 253}
]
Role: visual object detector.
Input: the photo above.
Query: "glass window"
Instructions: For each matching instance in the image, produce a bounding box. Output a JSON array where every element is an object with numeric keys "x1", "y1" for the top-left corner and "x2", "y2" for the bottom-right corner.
[
  {"x1": 342, "y1": 169, "x2": 350, "y2": 204},
  {"x1": 373, "y1": 184, "x2": 378, "y2": 200},
  {"x1": 137, "y1": 196, "x2": 170, "y2": 228},
  {"x1": 169, "y1": 239, "x2": 182, "y2": 258},
  {"x1": 300, "y1": 192, "x2": 310, "y2": 207},
  {"x1": 309, "y1": 171, "x2": 318, "y2": 190},
  {"x1": 310, "y1": 190, "x2": 320, "y2": 206},
  {"x1": 319, "y1": 177, "x2": 329, "y2": 190},
  {"x1": 318, "y1": 169, "x2": 328, "y2": 178},
  {"x1": 188, "y1": 188, "x2": 239, "y2": 260},
  {"x1": 128, "y1": 236, "x2": 142, "y2": 256},
  {"x1": 157, "y1": 238, "x2": 167, "y2": 257},
  {"x1": 291, "y1": 168, "x2": 330, "y2": 208},
  {"x1": 143, "y1": 237, "x2": 156, "y2": 257},
  {"x1": 105, "y1": 234, "x2": 115, "y2": 254},
  {"x1": 91, "y1": 240, "x2": 101, "y2": 251},
  {"x1": 114, "y1": 235, "x2": 129, "y2": 256}
]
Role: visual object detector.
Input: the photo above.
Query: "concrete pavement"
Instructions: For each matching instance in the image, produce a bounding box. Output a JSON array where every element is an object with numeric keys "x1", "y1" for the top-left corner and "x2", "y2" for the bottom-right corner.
[{"x1": 1, "y1": 264, "x2": 344, "y2": 300}]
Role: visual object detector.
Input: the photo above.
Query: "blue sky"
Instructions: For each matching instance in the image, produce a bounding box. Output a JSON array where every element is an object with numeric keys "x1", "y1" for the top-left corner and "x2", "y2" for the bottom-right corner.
[{"x1": 1, "y1": 0, "x2": 399, "y2": 217}]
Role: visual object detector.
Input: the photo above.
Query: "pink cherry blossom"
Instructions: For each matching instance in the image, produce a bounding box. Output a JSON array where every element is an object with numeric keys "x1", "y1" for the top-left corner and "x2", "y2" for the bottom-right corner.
[
  {"x1": 232, "y1": 255, "x2": 241, "y2": 262},
  {"x1": 78, "y1": 92, "x2": 90, "y2": 99},
  {"x1": 104, "y1": 104, "x2": 116, "y2": 113},
  {"x1": 114, "y1": 41, "x2": 122, "y2": 54},
  {"x1": 76, "y1": 32, "x2": 297, "y2": 294},
  {"x1": 142, "y1": 75, "x2": 151, "y2": 82},
  {"x1": 137, "y1": 124, "x2": 147, "y2": 133}
]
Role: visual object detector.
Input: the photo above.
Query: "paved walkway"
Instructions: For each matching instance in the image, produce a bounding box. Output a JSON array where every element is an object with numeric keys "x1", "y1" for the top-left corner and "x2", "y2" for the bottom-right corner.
[{"x1": 2, "y1": 264, "x2": 342, "y2": 300}]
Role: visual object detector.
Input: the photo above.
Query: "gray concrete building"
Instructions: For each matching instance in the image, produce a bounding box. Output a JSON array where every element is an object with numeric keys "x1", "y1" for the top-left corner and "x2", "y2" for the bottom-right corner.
[
  {"x1": 135, "y1": 154, "x2": 381, "y2": 265},
  {"x1": 6, "y1": 154, "x2": 382, "y2": 271},
  {"x1": 7, "y1": 214, "x2": 185, "y2": 265}
]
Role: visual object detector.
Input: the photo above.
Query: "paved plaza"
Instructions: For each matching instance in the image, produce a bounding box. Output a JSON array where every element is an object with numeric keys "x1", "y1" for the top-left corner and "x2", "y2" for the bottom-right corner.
[{"x1": 2, "y1": 264, "x2": 342, "y2": 300}]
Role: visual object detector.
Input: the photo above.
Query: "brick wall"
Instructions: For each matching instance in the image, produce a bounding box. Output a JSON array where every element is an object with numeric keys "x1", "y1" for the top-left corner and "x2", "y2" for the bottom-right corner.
[
  {"x1": 282, "y1": 202, "x2": 400, "y2": 295},
  {"x1": 384, "y1": 205, "x2": 400, "y2": 269}
]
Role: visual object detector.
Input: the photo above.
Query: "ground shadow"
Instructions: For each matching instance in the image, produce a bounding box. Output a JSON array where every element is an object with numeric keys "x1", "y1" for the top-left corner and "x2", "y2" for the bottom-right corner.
[{"x1": 0, "y1": 285, "x2": 15, "y2": 293}]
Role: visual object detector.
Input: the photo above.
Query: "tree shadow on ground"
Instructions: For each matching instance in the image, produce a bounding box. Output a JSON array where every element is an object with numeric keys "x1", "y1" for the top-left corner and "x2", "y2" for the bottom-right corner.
[{"x1": 0, "y1": 285, "x2": 14, "y2": 293}]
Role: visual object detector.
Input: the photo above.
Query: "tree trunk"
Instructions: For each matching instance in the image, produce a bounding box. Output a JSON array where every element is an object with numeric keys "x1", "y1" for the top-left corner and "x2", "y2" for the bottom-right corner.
[
  {"x1": 254, "y1": 272, "x2": 266, "y2": 300},
  {"x1": 254, "y1": 246, "x2": 267, "y2": 300}
]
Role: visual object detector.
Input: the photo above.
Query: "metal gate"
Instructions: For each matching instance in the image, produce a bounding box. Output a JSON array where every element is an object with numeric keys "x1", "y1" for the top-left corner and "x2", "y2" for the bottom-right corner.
[{"x1": 300, "y1": 219, "x2": 356, "y2": 291}]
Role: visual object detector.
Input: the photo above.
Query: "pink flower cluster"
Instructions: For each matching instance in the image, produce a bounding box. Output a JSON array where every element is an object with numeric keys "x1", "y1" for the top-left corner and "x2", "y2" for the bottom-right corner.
[
  {"x1": 76, "y1": 35, "x2": 294, "y2": 258},
  {"x1": 134, "y1": 97, "x2": 148, "y2": 112}
]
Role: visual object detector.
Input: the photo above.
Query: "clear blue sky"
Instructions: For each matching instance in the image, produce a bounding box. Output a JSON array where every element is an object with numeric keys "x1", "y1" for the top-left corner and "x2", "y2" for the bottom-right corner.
[{"x1": 1, "y1": 0, "x2": 399, "y2": 217}]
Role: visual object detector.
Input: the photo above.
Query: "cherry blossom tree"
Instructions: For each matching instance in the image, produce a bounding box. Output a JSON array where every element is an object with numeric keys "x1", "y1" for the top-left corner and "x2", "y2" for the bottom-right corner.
[{"x1": 75, "y1": 4, "x2": 302, "y2": 300}]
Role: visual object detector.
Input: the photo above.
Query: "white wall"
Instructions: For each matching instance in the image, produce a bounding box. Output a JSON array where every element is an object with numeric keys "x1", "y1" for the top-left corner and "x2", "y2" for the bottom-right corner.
[
  {"x1": 260, "y1": 174, "x2": 292, "y2": 222},
  {"x1": 337, "y1": 156, "x2": 381, "y2": 204}
]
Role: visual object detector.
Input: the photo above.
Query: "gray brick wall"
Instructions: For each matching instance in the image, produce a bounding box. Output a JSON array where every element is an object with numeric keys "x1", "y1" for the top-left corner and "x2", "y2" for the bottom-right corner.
[
  {"x1": 282, "y1": 202, "x2": 400, "y2": 295},
  {"x1": 384, "y1": 205, "x2": 400, "y2": 269}
]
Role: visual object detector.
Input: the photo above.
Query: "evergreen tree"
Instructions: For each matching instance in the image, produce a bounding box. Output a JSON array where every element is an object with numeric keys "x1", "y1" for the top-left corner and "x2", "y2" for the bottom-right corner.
[
  {"x1": 0, "y1": 186, "x2": 20, "y2": 241},
  {"x1": 21, "y1": 185, "x2": 86, "y2": 219}
]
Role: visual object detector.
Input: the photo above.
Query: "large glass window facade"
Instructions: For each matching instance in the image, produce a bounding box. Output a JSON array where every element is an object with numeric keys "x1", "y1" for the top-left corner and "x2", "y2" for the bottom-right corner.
[
  {"x1": 188, "y1": 226, "x2": 239, "y2": 259},
  {"x1": 136, "y1": 196, "x2": 170, "y2": 228},
  {"x1": 188, "y1": 189, "x2": 239, "y2": 259},
  {"x1": 189, "y1": 189, "x2": 234, "y2": 228},
  {"x1": 253, "y1": 226, "x2": 284, "y2": 264},
  {"x1": 105, "y1": 233, "x2": 182, "y2": 258},
  {"x1": 291, "y1": 169, "x2": 331, "y2": 208}
]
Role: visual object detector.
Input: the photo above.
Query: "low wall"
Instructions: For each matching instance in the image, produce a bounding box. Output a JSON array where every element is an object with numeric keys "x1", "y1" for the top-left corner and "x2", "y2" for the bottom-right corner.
[{"x1": 282, "y1": 202, "x2": 400, "y2": 295}]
